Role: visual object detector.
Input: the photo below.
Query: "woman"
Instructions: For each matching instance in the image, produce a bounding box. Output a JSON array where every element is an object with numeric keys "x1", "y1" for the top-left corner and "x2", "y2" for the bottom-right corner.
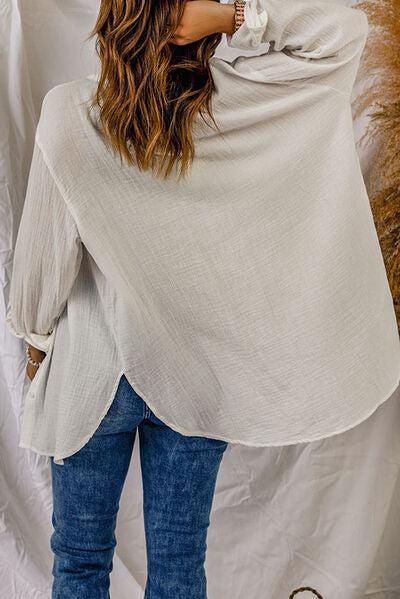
[{"x1": 6, "y1": 0, "x2": 400, "y2": 597}]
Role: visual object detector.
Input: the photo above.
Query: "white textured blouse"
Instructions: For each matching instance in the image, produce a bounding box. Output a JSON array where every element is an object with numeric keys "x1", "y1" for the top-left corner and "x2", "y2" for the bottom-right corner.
[{"x1": 6, "y1": 0, "x2": 400, "y2": 465}]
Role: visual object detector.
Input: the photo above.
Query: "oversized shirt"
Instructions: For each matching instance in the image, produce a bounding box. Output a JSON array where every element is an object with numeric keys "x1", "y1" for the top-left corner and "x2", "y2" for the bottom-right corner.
[{"x1": 6, "y1": 0, "x2": 400, "y2": 465}]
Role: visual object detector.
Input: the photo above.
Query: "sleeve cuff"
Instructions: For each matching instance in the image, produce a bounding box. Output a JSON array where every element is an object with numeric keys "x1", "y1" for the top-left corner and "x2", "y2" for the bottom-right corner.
[
  {"x1": 226, "y1": 0, "x2": 269, "y2": 50},
  {"x1": 5, "y1": 307, "x2": 55, "y2": 353}
]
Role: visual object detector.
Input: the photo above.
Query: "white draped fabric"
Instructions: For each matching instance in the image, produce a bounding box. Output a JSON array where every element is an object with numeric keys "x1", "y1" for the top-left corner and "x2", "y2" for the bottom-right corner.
[{"x1": 1, "y1": 1, "x2": 400, "y2": 597}]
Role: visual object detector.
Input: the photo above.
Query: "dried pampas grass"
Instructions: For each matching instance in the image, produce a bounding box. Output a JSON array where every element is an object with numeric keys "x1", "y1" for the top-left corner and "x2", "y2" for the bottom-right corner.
[{"x1": 353, "y1": 0, "x2": 400, "y2": 330}]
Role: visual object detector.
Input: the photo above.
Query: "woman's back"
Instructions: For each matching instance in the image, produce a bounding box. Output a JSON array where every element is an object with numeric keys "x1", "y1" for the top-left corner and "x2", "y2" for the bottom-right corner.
[{"x1": 7, "y1": 0, "x2": 400, "y2": 464}]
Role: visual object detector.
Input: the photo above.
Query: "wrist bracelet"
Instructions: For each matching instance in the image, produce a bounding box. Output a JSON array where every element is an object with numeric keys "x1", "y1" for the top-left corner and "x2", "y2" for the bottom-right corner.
[
  {"x1": 234, "y1": 0, "x2": 246, "y2": 32},
  {"x1": 26, "y1": 344, "x2": 42, "y2": 368}
]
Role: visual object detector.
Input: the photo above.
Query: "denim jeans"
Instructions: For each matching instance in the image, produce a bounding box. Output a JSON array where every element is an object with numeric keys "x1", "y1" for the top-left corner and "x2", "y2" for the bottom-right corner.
[{"x1": 50, "y1": 374, "x2": 228, "y2": 599}]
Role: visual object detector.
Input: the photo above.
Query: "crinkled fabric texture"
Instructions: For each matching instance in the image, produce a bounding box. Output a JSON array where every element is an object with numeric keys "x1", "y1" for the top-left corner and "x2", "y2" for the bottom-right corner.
[
  {"x1": 4, "y1": 0, "x2": 400, "y2": 462},
  {"x1": 2, "y1": 0, "x2": 400, "y2": 597}
]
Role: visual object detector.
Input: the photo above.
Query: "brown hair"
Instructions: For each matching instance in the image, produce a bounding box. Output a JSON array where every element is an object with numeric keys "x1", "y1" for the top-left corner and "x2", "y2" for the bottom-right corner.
[{"x1": 86, "y1": 0, "x2": 222, "y2": 180}]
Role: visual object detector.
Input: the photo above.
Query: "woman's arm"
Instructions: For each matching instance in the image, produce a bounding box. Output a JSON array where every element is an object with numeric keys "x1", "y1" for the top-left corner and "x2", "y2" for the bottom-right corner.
[
  {"x1": 172, "y1": 0, "x2": 369, "y2": 95},
  {"x1": 6, "y1": 139, "x2": 83, "y2": 374},
  {"x1": 26, "y1": 345, "x2": 46, "y2": 380},
  {"x1": 169, "y1": 0, "x2": 236, "y2": 45}
]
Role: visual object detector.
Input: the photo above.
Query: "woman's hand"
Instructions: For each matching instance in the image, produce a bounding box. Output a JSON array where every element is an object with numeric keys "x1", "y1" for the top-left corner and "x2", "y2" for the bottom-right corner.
[
  {"x1": 169, "y1": 0, "x2": 236, "y2": 45},
  {"x1": 26, "y1": 344, "x2": 46, "y2": 381}
]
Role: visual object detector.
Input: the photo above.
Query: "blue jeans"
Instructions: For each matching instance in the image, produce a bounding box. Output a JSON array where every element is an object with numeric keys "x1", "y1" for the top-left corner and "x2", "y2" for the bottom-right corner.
[{"x1": 50, "y1": 374, "x2": 228, "y2": 598}]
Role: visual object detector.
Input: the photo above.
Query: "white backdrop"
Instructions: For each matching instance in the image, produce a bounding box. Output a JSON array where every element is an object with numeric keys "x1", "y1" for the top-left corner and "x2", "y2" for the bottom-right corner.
[{"x1": 1, "y1": 1, "x2": 400, "y2": 598}]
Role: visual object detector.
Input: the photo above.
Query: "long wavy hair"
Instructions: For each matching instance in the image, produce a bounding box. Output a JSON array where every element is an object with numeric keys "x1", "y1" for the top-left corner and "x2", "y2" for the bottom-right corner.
[{"x1": 86, "y1": 0, "x2": 222, "y2": 180}]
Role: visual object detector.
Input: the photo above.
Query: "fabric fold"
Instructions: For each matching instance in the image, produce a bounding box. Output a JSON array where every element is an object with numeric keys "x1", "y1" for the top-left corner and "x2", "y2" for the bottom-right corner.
[
  {"x1": 5, "y1": 306, "x2": 55, "y2": 353},
  {"x1": 227, "y1": 0, "x2": 269, "y2": 50}
]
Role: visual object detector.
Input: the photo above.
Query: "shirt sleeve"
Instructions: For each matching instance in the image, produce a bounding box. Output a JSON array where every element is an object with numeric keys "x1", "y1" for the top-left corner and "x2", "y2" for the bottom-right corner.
[
  {"x1": 5, "y1": 139, "x2": 83, "y2": 353},
  {"x1": 225, "y1": 0, "x2": 369, "y2": 95}
]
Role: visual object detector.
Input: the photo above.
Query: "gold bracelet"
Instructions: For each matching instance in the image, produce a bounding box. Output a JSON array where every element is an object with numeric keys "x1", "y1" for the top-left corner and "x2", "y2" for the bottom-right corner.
[{"x1": 234, "y1": 0, "x2": 246, "y2": 32}]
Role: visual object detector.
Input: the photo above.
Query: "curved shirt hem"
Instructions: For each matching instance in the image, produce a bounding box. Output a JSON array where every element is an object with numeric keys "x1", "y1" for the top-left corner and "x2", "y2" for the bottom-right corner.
[
  {"x1": 18, "y1": 364, "x2": 400, "y2": 465},
  {"x1": 21, "y1": 369, "x2": 125, "y2": 466}
]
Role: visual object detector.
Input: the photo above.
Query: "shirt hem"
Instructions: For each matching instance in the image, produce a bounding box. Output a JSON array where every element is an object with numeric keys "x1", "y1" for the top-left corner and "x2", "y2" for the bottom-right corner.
[
  {"x1": 18, "y1": 364, "x2": 400, "y2": 463},
  {"x1": 19, "y1": 368, "x2": 125, "y2": 465},
  {"x1": 125, "y1": 365, "x2": 400, "y2": 446}
]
